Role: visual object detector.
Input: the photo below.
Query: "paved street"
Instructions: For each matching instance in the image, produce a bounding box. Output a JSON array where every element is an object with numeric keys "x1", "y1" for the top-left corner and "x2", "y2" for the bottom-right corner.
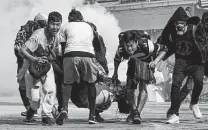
[{"x1": 0, "y1": 97, "x2": 207, "y2": 130}]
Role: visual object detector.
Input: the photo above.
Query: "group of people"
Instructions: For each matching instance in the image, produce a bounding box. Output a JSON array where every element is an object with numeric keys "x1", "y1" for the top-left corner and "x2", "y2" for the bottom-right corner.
[
  {"x1": 13, "y1": 6, "x2": 208, "y2": 126},
  {"x1": 14, "y1": 9, "x2": 126, "y2": 126}
]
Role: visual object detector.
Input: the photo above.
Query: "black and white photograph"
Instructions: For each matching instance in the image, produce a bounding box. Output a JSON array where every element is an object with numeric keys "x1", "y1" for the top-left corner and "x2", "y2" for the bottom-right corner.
[{"x1": 1, "y1": 0, "x2": 208, "y2": 129}]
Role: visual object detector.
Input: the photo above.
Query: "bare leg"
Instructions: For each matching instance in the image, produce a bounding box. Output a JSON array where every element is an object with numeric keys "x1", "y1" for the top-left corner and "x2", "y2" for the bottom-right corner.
[
  {"x1": 125, "y1": 78, "x2": 137, "y2": 123},
  {"x1": 126, "y1": 89, "x2": 137, "y2": 110},
  {"x1": 136, "y1": 80, "x2": 148, "y2": 114},
  {"x1": 126, "y1": 79, "x2": 142, "y2": 124},
  {"x1": 86, "y1": 81, "x2": 97, "y2": 124}
]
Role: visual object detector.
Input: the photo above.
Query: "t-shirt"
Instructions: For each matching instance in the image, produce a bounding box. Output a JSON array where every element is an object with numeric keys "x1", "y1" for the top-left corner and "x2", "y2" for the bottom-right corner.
[
  {"x1": 59, "y1": 22, "x2": 94, "y2": 55},
  {"x1": 174, "y1": 25, "x2": 200, "y2": 63},
  {"x1": 25, "y1": 28, "x2": 60, "y2": 58}
]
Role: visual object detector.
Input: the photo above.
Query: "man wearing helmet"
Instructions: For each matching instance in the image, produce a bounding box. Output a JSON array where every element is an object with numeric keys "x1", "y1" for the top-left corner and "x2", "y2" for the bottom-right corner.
[{"x1": 14, "y1": 13, "x2": 47, "y2": 117}]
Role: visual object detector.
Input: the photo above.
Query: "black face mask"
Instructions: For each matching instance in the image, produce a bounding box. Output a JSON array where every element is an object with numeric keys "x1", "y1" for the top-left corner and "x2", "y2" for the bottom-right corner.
[{"x1": 176, "y1": 24, "x2": 185, "y2": 32}]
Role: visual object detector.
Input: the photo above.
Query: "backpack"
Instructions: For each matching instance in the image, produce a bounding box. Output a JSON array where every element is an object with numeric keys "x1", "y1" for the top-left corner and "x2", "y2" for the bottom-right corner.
[
  {"x1": 21, "y1": 21, "x2": 39, "y2": 40},
  {"x1": 86, "y1": 22, "x2": 109, "y2": 74},
  {"x1": 14, "y1": 21, "x2": 39, "y2": 65}
]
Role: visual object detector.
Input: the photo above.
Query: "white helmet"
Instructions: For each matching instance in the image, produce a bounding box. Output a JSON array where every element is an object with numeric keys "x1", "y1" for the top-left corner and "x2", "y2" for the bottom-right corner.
[{"x1": 34, "y1": 13, "x2": 47, "y2": 22}]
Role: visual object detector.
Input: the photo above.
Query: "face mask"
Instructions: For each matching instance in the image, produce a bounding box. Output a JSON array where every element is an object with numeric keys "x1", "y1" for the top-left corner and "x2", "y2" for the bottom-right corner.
[{"x1": 174, "y1": 21, "x2": 187, "y2": 36}]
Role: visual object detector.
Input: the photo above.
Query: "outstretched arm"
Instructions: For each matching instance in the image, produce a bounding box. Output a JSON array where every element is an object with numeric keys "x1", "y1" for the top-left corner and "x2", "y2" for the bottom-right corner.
[
  {"x1": 20, "y1": 39, "x2": 48, "y2": 64},
  {"x1": 112, "y1": 59, "x2": 121, "y2": 80},
  {"x1": 112, "y1": 45, "x2": 124, "y2": 80},
  {"x1": 21, "y1": 44, "x2": 37, "y2": 63},
  {"x1": 149, "y1": 51, "x2": 167, "y2": 69}
]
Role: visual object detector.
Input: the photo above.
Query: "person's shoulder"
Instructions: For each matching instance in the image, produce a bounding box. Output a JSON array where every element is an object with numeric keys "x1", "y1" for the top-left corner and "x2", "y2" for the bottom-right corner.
[
  {"x1": 63, "y1": 22, "x2": 73, "y2": 27},
  {"x1": 77, "y1": 21, "x2": 92, "y2": 28},
  {"x1": 25, "y1": 20, "x2": 36, "y2": 25},
  {"x1": 21, "y1": 20, "x2": 36, "y2": 30},
  {"x1": 32, "y1": 28, "x2": 44, "y2": 35},
  {"x1": 117, "y1": 45, "x2": 130, "y2": 58},
  {"x1": 30, "y1": 28, "x2": 45, "y2": 39},
  {"x1": 22, "y1": 20, "x2": 34, "y2": 26},
  {"x1": 62, "y1": 22, "x2": 81, "y2": 29}
]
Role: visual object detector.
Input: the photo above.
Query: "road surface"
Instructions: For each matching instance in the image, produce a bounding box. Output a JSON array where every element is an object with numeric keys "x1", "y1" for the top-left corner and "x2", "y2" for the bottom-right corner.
[{"x1": 0, "y1": 96, "x2": 207, "y2": 130}]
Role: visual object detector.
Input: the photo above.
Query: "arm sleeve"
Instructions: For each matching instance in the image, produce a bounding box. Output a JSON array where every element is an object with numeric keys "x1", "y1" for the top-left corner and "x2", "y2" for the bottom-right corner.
[
  {"x1": 25, "y1": 37, "x2": 39, "y2": 53},
  {"x1": 14, "y1": 28, "x2": 27, "y2": 46},
  {"x1": 114, "y1": 46, "x2": 124, "y2": 62},
  {"x1": 14, "y1": 28, "x2": 27, "y2": 58}
]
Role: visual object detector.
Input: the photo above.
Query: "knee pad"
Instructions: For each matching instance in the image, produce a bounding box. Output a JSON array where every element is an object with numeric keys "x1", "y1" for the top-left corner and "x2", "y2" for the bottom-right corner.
[{"x1": 31, "y1": 87, "x2": 40, "y2": 102}]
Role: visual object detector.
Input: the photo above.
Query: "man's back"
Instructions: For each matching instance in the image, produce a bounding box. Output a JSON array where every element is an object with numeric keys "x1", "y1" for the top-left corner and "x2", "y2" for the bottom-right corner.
[{"x1": 60, "y1": 22, "x2": 94, "y2": 54}]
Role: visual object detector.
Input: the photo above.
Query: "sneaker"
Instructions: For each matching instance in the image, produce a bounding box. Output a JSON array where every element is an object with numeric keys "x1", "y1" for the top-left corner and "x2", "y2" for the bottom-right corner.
[
  {"x1": 89, "y1": 116, "x2": 98, "y2": 124},
  {"x1": 52, "y1": 105, "x2": 59, "y2": 119},
  {"x1": 42, "y1": 117, "x2": 54, "y2": 126},
  {"x1": 126, "y1": 112, "x2": 133, "y2": 122},
  {"x1": 95, "y1": 113, "x2": 105, "y2": 123},
  {"x1": 25, "y1": 107, "x2": 35, "y2": 120},
  {"x1": 22, "y1": 110, "x2": 38, "y2": 117},
  {"x1": 34, "y1": 110, "x2": 38, "y2": 117},
  {"x1": 56, "y1": 110, "x2": 68, "y2": 125},
  {"x1": 21, "y1": 111, "x2": 27, "y2": 116},
  {"x1": 166, "y1": 114, "x2": 179, "y2": 124},
  {"x1": 23, "y1": 118, "x2": 36, "y2": 125},
  {"x1": 189, "y1": 104, "x2": 202, "y2": 119},
  {"x1": 132, "y1": 110, "x2": 142, "y2": 124}
]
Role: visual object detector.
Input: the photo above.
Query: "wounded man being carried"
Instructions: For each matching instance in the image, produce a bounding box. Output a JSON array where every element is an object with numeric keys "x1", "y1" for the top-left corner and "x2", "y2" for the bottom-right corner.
[{"x1": 70, "y1": 78, "x2": 129, "y2": 122}]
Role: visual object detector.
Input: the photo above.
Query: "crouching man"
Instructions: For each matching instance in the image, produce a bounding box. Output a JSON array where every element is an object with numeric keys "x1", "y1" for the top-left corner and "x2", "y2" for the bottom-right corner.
[
  {"x1": 55, "y1": 9, "x2": 102, "y2": 125},
  {"x1": 20, "y1": 11, "x2": 62, "y2": 125},
  {"x1": 112, "y1": 30, "x2": 167, "y2": 124},
  {"x1": 70, "y1": 78, "x2": 128, "y2": 122}
]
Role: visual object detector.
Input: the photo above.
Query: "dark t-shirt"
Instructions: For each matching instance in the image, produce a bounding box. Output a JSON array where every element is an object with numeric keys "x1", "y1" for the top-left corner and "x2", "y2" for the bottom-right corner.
[{"x1": 174, "y1": 25, "x2": 201, "y2": 63}]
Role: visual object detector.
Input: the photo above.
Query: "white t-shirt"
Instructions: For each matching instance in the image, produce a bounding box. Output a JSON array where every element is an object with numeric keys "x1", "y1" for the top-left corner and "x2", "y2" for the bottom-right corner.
[
  {"x1": 25, "y1": 28, "x2": 60, "y2": 56},
  {"x1": 59, "y1": 22, "x2": 94, "y2": 55}
]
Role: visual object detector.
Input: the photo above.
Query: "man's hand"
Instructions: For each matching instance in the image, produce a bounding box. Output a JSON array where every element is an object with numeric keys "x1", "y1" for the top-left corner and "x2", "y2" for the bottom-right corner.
[
  {"x1": 149, "y1": 61, "x2": 157, "y2": 69},
  {"x1": 34, "y1": 56, "x2": 49, "y2": 64},
  {"x1": 112, "y1": 73, "x2": 118, "y2": 86},
  {"x1": 14, "y1": 44, "x2": 21, "y2": 51},
  {"x1": 112, "y1": 73, "x2": 118, "y2": 81}
]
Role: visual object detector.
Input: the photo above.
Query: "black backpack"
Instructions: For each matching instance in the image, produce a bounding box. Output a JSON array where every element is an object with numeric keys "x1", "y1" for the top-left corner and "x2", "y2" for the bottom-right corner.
[{"x1": 86, "y1": 22, "x2": 109, "y2": 74}]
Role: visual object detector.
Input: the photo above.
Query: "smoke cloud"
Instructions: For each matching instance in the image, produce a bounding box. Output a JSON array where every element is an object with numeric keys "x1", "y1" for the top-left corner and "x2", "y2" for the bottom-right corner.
[{"x1": 0, "y1": 0, "x2": 121, "y2": 96}]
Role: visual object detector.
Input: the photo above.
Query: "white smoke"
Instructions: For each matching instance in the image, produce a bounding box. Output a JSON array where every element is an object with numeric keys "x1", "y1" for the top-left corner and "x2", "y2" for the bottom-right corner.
[{"x1": 0, "y1": 0, "x2": 121, "y2": 96}]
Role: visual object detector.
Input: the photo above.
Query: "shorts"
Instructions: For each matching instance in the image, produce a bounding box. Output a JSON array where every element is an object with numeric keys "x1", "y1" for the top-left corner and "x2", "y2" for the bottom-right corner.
[{"x1": 63, "y1": 57, "x2": 99, "y2": 85}]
